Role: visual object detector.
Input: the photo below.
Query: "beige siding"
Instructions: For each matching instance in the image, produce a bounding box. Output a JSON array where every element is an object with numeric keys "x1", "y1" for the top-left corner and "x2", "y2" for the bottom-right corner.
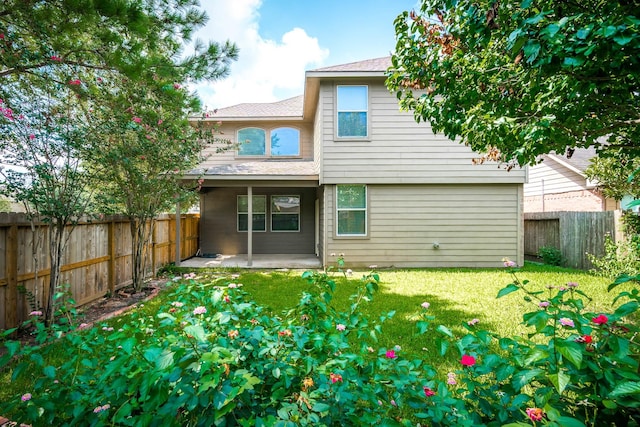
[
  {"x1": 319, "y1": 80, "x2": 527, "y2": 184},
  {"x1": 200, "y1": 120, "x2": 314, "y2": 169},
  {"x1": 323, "y1": 184, "x2": 523, "y2": 268},
  {"x1": 524, "y1": 160, "x2": 586, "y2": 197}
]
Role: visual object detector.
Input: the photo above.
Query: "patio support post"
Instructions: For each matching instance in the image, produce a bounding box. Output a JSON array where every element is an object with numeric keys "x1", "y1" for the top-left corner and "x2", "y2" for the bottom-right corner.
[
  {"x1": 247, "y1": 186, "x2": 253, "y2": 266},
  {"x1": 175, "y1": 200, "x2": 181, "y2": 266}
]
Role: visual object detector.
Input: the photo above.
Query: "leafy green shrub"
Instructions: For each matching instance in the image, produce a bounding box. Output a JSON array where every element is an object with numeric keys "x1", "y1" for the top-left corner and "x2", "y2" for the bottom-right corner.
[
  {"x1": 590, "y1": 234, "x2": 640, "y2": 279},
  {"x1": 1, "y1": 266, "x2": 639, "y2": 426},
  {"x1": 537, "y1": 246, "x2": 563, "y2": 266}
]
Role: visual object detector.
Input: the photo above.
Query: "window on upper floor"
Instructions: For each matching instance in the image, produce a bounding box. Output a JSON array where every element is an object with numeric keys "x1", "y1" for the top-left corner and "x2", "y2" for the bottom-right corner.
[
  {"x1": 271, "y1": 127, "x2": 300, "y2": 156},
  {"x1": 237, "y1": 128, "x2": 266, "y2": 156},
  {"x1": 336, "y1": 185, "x2": 367, "y2": 236},
  {"x1": 271, "y1": 195, "x2": 300, "y2": 231},
  {"x1": 237, "y1": 127, "x2": 301, "y2": 157},
  {"x1": 237, "y1": 195, "x2": 266, "y2": 232},
  {"x1": 337, "y1": 85, "x2": 368, "y2": 138}
]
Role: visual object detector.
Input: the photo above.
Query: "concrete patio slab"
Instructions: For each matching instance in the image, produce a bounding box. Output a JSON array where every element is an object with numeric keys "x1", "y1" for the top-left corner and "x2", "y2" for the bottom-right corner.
[{"x1": 178, "y1": 254, "x2": 322, "y2": 270}]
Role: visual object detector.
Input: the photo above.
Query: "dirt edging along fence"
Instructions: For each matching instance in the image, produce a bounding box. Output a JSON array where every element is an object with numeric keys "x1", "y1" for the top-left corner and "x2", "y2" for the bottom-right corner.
[
  {"x1": 524, "y1": 210, "x2": 624, "y2": 270},
  {"x1": 0, "y1": 213, "x2": 199, "y2": 330}
]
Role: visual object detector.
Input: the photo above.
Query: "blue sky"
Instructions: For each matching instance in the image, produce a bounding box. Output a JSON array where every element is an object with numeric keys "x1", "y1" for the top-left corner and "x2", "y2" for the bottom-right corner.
[{"x1": 191, "y1": 0, "x2": 418, "y2": 110}]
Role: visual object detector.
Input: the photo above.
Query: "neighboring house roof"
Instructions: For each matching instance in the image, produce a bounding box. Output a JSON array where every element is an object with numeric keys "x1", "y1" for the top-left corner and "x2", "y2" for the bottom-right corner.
[
  {"x1": 205, "y1": 95, "x2": 303, "y2": 120},
  {"x1": 545, "y1": 146, "x2": 597, "y2": 177}
]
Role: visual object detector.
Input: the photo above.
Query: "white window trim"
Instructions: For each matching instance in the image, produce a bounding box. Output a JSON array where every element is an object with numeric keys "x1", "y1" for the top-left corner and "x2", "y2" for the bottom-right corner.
[
  {"x1": 336, "y1": 85, "x2": 369, "y2": 140},
  {"x1": 236, "y1": 127, "x2": 302, "y2": 158},
  {"x1": 236, "y1": 127, "x2": 267, "y2": 157},
  {"x1": 336, "y1": 185, "x2": 368, "y2": 237},
  {"x1": 271, "y1": 195, "x2": 301, "y2": 232},
  {"x1": 237, "y1": 195, "x2": 267, "y2": 232}
]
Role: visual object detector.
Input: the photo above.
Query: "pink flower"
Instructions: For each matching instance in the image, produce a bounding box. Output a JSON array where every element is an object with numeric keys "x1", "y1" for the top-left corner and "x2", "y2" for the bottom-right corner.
[
  {"x1": 559, "y1": 318, "x2": 575, "y2": 328},
  {"x1": 503, "y1": 258, "x2": 516, "y2": 267},
  {"x1": 460, "y1": 354, "x2": 476, "y2": 366},
  {"x1": 224, "y1": 295, "x2": 231, "y2": 303},
  {"x1": 526, "y1": 407, "x2": 545, "y2": 422},
  {"x1": 592, "y1": 314, "x2": 608, "y2": 325},
  {"x1": 447, "y1": 372, "x2": 457, "y2": 385},
  {"x1": 21, "y1": 393, "x2": 32, "y2": 401},
  {"x1": 132, "y1": 116, "x2": 142, "y2": 123},
  {"x1": 0, "y1": 33, "x2": 4, "y2": 40},
  {"x1": 93, "y1": 404, "x2": 110, "y2": 413},
  {"x1": 29, "y1": 134, "x2": 35, "y2": 140},
  {"x1": 423, "y1": 386, "x2": 436, "y2": 397},
  {"x1": 171, "y1": 301, "x2": 184, "y2": 307},
  {"x1": 539, "y1": 301, "x2": 550, "y2": 308},
  {"x1": 157, "y1": 119, "x2": 163, "y2": 125},
  {"x1": 467, "y1": 318, "x2": 480, "y2": 326},
  {"x1": 336, "y1": 323, "x2": 346, "y2": 331},
  {"x1": 329, "y1": 373, "x2": 342, "y2": 383},
  {"x1": 29, "y1": 310, "x2": 42, "y2": 316},
  {"x1": 173, "y1": 83, "x2": 181, "y2": 89},
  {"x1": 421, "y1": 302, "x2": 430, "y2": 309},
  {"x1": 385, "y1": 349, "x2": 397, "y2": 359},
  {"x1": 50, "y1": 55, "x2": 62, "y2": 61},
  {"x1": 68, "y1": 79, "x2": 81, "y2": 85},
  {"x1": 567, "y1": 282, "x2": 579, "y2": 288},
  {"x1": 193, "y1": 306, "x2": 207, "y2": 315}
]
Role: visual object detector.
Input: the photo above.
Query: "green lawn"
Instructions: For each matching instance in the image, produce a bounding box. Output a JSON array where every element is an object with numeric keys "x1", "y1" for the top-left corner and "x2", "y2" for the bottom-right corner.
[{"x1": 187, "y1": 263, "x2": 621, "y2": 369}]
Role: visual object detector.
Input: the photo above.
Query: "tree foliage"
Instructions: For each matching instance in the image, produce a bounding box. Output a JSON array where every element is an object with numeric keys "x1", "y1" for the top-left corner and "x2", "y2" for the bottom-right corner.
[
  {"x1": 387, "y1": 0, "x2": 640, "y2": 168},
  {"x1": 585, "y1": 154, "x2": 640, "y2": 201},
  {"x1": 0, "y1": 0, "x2": 238, "y2": 320}
]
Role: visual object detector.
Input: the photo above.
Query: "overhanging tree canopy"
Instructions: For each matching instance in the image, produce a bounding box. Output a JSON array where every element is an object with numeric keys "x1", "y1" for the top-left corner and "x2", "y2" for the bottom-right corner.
[{"x1": 387, "y1": 0, "x2": 640, "y2": 168}]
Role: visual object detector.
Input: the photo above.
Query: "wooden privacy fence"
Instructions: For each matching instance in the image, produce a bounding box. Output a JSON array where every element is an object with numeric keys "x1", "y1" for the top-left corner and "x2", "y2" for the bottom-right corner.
[
  {"x1": 0, "y1": 213, "x2": 199, "y2": 330},
  {"x1": 524, "y1": 210, "x2": 623, "y2": 270}
]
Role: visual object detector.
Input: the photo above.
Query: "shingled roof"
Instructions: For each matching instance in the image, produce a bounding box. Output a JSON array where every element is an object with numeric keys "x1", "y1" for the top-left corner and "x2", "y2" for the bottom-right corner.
[
  {"x1": 204, "y1": 160, "x2": 316, "y2": 177},
  {"x1": 546, "y1": 146, "x2": 597, "y2": 175},
  {"x1": 310, "y1": 56, "x2": 392, "y2": 73},
  {"x1": 208, "y1": 95, "x2": 303, "y2": 119}
]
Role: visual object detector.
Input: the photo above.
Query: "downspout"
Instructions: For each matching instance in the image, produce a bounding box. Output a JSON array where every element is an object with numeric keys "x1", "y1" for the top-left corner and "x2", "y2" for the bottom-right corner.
[{"x1": 541, "y1": 179, "x2": 545, "y2": 212}]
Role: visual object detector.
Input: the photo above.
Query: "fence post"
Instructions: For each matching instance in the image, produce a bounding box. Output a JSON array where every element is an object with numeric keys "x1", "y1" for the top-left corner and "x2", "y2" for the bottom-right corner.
[
  {"x1": 5, "y1": 224, "x2": 18, "y2": 329},
  {"x1": 108, "y1": 220, "x2": 116, "y2": 295}
]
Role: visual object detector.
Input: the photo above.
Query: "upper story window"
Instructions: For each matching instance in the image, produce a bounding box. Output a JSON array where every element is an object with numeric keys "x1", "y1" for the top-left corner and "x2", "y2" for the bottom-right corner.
[
  {"x1": 237, "y1": 127, "x2": 300, "y2": 157},
  {"x1": 237, "y1": 127, "x2": 266, "y2": 156},
  {"x1": 271, "y1": 127, "x2": 300, "y2": 156},
  {"x1": 337, "y1": 85, "x2": 368, "y2": 138}
]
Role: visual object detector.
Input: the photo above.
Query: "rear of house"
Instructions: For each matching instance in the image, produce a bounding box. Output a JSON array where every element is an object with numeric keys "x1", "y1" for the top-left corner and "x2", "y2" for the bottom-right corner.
[{"x1": 188, "y1": 57, "x2": 527, "y2": 268}]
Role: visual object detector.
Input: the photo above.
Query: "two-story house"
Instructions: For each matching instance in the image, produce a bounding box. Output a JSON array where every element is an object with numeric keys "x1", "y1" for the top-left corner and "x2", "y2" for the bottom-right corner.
[{"x1": 186, "y1": 57, "x2": 526, "y2": 268}]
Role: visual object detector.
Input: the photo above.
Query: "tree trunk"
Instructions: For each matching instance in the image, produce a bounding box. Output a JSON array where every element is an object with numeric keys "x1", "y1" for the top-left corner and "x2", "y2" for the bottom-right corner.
[
  {"x1": 44, "y1": 221, "x2": 65, "y2": 326},
  {"x1": 129, "y1": 217, "x2": 153, "y2": 292}
]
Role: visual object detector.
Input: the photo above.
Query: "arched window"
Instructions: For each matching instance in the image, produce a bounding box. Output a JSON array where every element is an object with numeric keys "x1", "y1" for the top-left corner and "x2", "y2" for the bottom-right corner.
[
  {"x1": 270, "y1": 127, "x2": 300, "y2": 156},
  {"x1": 237, "y1": 128, "x2": 266, "y2": 156}
]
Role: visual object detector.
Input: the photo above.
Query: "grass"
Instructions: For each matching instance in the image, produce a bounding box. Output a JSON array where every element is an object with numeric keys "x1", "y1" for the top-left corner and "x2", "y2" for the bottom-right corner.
[
  {"x1": 209, "y1": 263, "x2": 621, "y2": 368},
  {"x1": 0, "y1": 263, "x2": 629, "y2": 403}
]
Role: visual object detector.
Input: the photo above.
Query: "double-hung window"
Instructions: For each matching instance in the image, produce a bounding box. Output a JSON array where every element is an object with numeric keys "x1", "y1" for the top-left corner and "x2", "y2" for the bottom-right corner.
[
  {"x1": 271, "y1": 196, "x2": 300, "y2": 231},
  {"x1": 237, "y1": 195, "x2": 266, "y2": 232},
  {"x1": 337, "y1": 85, "x2": 368, "y2": 138},
  {"x1": 336, "y1": 185, "x2": 367, "y2": 236}
]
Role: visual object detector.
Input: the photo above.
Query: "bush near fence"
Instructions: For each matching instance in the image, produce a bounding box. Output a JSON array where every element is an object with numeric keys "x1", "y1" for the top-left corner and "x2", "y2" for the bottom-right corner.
[
  {"x1": 524, "y1": 210, "x2": 623, "y2": 270},
  {"x1": 0, "y1": 213, "x2": 199, "y2": 330}
]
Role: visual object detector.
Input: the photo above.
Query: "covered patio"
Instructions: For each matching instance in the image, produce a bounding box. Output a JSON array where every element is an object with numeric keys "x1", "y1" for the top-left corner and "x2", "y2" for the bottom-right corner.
[{"x1": 179, "y1": 253, "x2": 322, "y2": 269}]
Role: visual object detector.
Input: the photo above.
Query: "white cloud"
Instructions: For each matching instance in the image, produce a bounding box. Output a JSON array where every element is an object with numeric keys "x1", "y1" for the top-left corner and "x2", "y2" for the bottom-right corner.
[{"x1": 188, "y1": 0, "x2": 329, "y2": 110}]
